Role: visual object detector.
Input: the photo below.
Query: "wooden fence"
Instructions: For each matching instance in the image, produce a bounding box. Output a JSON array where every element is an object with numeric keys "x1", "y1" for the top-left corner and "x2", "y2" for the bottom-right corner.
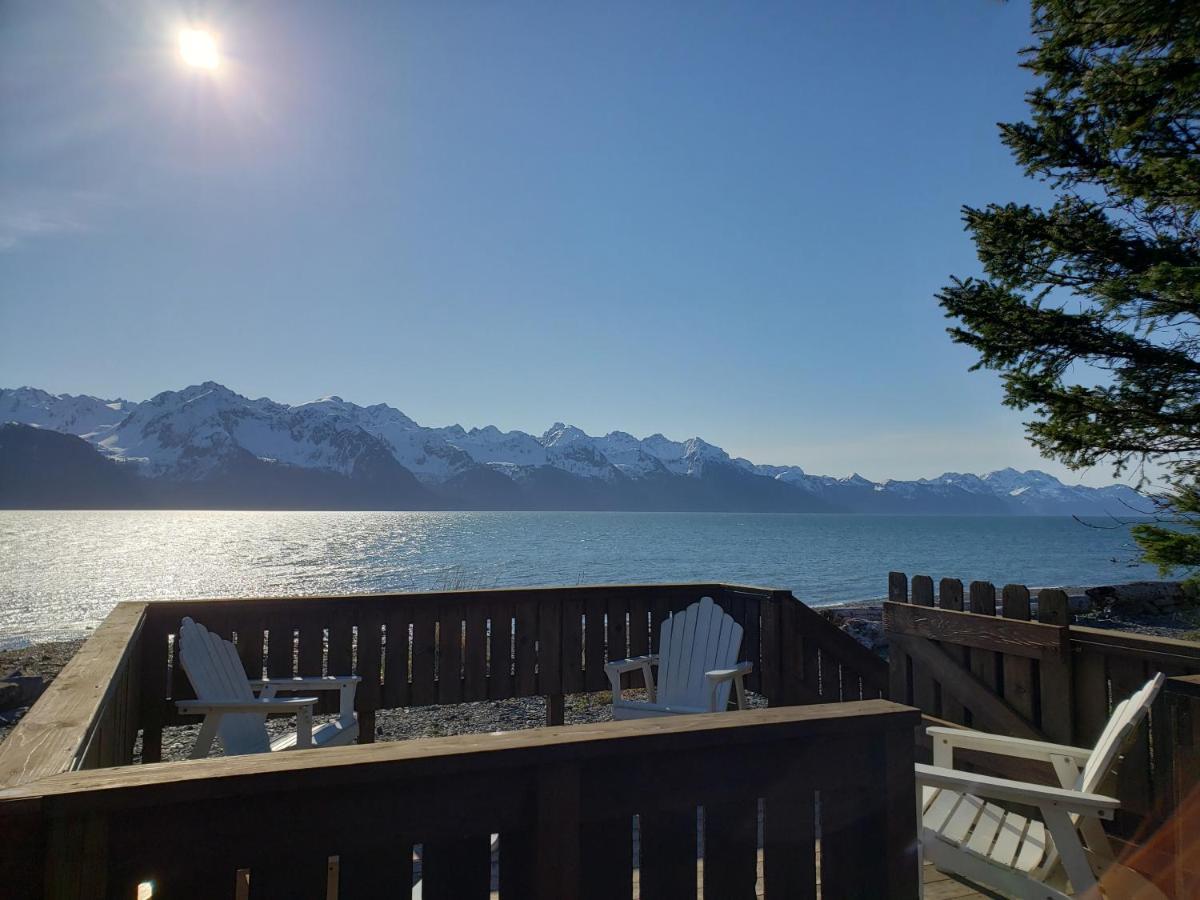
[
  {"x1": 0, "y1": 584, "x2": 888, "y2": 781},
  {"x1": 134, "y1": 583, "x2": 889, "y2": 762},
  {"x1": 1, "y1": 701, "x2": 920, "y2": 900},
  {"x1": 885, "y1": 571, "x2": 1200, "y2": 839}
]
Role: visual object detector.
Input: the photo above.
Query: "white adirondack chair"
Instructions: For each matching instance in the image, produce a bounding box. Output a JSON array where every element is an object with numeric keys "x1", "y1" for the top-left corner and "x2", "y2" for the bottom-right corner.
[
  {"x1": 176, "y1": 617, "x2": 361, "y2": 758},
  {"x1": 917, "y1": 673, "x2": 1166, "y2": 900},
  {"x1": 605, "y1": 596, "x2": 752, "y2": 719}
]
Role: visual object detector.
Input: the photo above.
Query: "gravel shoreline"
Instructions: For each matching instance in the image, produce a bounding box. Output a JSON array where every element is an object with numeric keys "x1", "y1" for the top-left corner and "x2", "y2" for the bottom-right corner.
[{"x1": 0, "y1": 638, "x2": 766, "y2": 760}]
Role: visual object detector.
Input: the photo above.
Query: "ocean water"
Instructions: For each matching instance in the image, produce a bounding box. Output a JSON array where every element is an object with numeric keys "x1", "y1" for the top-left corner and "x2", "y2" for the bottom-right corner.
[{"x1": 0, "y1": 509, "x2": 1161, "y2": 648}]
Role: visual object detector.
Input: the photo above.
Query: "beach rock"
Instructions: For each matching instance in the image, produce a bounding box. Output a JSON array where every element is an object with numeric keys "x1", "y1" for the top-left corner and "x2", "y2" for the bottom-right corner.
[
  {"x1": 0, "y1": 673, "x2": 44, "y2": 710},
  {"x1": 840, "y1": 617, "x2": 888, "y2": 653},
  {"x1": 1085, "y1": 581, "x2": 1187, "y2": 617},
  {"x1": 0, "y1": 682, "x2": 21, "y2": 710}
]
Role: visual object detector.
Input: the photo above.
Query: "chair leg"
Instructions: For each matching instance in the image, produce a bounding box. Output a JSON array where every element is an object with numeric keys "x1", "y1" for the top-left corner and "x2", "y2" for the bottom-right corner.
[
  {"x1": 1042, "y1": 806, "x2": 1099, "y2": 896},
  {"x1": 191, "y1": 714, "x2": 221, "y2": 759}
]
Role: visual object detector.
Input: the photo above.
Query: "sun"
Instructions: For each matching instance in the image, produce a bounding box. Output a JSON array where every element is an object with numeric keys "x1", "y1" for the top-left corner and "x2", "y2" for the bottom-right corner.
[{"x1": 179, "y1": 29, "x2": 220, "y2": 70}]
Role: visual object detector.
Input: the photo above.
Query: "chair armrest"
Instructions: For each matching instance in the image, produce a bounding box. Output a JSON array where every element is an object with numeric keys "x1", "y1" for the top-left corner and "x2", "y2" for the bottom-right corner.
[
  {"x1": 176, "y1": 696, "x2": 318, "y2": 715},
  {"x1": 603, "y1": 655, "x2": 659, "y2": 676},
  {"x1": 704, "y1": 662, "x2": 753, "y2": 681},
  {"x1": 704, "y1": 662, "x2": 753, "y2": 711},
  {"x1": 915, "y1": 763, "x2": 1118, "y2": 818},
  {"x1": 604, "y1": 655, "x2": 659, "y2": 703},
  {"x1": 249, "y1": 676, "x2": 362, "y2": 690},
  {"x1": 926, "y1": 726, "x2": 1093, "y2": 765}
]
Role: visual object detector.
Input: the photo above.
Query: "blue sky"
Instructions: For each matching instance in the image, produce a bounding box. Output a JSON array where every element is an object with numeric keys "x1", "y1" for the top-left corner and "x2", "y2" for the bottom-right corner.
[{"x1": 1, "y1": 1, "x2": 1120, "y2": 484}]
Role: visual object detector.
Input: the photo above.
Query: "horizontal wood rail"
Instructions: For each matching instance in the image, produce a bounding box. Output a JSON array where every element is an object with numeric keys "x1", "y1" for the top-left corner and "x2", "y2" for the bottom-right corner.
[
  {"x1": 0, "y1": 701, "x2": 921, "y2": 900},
  {"x1": 887, "y1": 571, "x2": 1200, "y2": 845},
  {"x1": 0, "y1": 602, "x2": 146, "y2": 788},
  {"x1": 884, "y1": 600, "x2": 1069, "y2": 659}
]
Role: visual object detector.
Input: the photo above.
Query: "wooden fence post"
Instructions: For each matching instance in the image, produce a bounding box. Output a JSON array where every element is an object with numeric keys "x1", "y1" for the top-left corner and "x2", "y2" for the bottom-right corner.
[
  {"x1": 1001, "y1": 584, "x2": 1036, "y2": 727},
  {"x1": 910, "y1": 576, "x2": 938, "y2": 715},
  {"x1": 938, "y1": 578, "x2": 967, "y2": 724},
  {"x1": 888, "y1": 572, "x2": 909, "y2": 703},
  {"x1": 1038, "y1": 589, "x2": 1075, "y2": 744}
]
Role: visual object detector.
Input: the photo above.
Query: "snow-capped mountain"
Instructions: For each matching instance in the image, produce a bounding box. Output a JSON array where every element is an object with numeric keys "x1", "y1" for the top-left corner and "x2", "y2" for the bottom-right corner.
[
  {"x1": 0, "y1": 382, "x2": 1153, "y2": 514},
  {"x1": 0, "y1": 387, "x2": 139, "y2": 437}
]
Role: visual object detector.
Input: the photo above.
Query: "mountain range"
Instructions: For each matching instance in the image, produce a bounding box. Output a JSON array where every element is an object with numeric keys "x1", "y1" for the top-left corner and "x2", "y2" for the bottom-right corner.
[{"x1": 0, "y1": 382, "x2": 1151, "y2": 515}]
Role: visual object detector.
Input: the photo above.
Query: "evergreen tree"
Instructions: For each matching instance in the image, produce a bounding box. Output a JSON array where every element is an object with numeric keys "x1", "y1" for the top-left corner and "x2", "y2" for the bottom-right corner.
[{"x1": 938, "y1": 0, "x2": 1200, "y2": 575}]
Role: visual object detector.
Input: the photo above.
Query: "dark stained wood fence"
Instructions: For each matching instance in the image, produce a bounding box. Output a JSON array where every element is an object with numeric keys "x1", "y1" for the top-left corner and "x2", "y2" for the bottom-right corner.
[
  {"x1": 2, "y1": 701, "x2": 921, "y2": 900},
  {"x1": 134, "y1": 583, "x2": 888, "y2": 762},
  {"x1": 885, "y1": 571, "x2": 1200, "y2": 841}
]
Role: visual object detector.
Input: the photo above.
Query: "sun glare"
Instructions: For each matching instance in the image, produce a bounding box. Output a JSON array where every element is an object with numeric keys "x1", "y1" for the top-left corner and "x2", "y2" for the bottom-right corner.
[{"x1": 179, "y1": 29, "x2": 220, "y2": 70}]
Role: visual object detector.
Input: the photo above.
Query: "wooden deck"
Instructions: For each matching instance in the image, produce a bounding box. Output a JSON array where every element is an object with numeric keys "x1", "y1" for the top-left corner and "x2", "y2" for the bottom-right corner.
[{"x1": 3, "y1": 582, "x2": 1197, "y2": 897}]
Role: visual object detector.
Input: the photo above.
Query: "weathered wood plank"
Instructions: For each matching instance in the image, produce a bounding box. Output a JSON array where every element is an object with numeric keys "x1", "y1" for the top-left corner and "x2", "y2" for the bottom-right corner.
[
  {"x1": 967, "y1": 582, "x2": 1000, "y2": 724},
  {"x1": 581, "y1": 814, "x2": 632, "y2": 900},
  {"x1": 888, "y1": 573, "x2": 909, "y2": 704},
  {"x1": 538, "y1": 596, "x2": 563, "y2": 696},
  {"x1": 267, "y1": 622, "x2": 295, "y2": 680},
  {"x1": 741, "y1": 597, "x2": 762, "y2": 693},
  {"x1": 584, "y1": 594, "x2": 607, "y2": 692},
  {"x1": 535, "y1": 764, "x2": 581, "y2": 900},
  {"x1": 1070, "y1": 624, "x2": 1200, "y2": 664},
  {"x1": 437, "y1": 600, "x2": 464, "y2": 705},
  {"x1": 462, "y1": 599, "x2": 489, "y2": 702},
  {"x1": 382, "y1": 602, "x2": 412, "y2": 708},
  {"x1": 1037, "y1": 589, "x2": 1076, "y2": 745},
  {"x1": 488, "y1": 596, "x2": 515, "y2": 700},
  {"x1": 1072, "y1": 648, "x2": 1109, "y2": 747},
  {"x1": 889, "y1": 633, "x2": 1044, "y2": 740},
  {"x1": 515, "y1": 597, "x2": 539, "y2": 697},
  {"x1": 627, "y1": 595, "x2": 651, "y2": 659},
  {"x1": 297, "y1": 620, "x2": 323, "y2": 680},
  {"x1": 1109, "y1": 654, "x2": 1152, "y2": 836},
  {"x1": 561, "y1": 595, "x2": 586, "y2": 694},
  {"x1": 759, "y1": 596, "x2": 783, "y2": 704},
  {"x1": 881, "y1": 726, "x2": 921, "y2": 898},
  {"x1": 704, "y1": 798, "x2": 757, "y2": 900},
  {"x1": 355, "y1": 608, "x2": 383, "y2": 737},
  {"x1": 937, "y1": 579, "x2": 967, "y2": 724},
  {"x1": 235, "y1": 615, "x2": 266, "y2": 682},
  {"x1": 878, "y1": 602, "x2": 1065, "y2": 657},
  {"x1": 763, "y1": 773, "x2": 816, "y2": 899},
  {"x1": 606, "y1": 593, "x2": 629, "y2": 669},
  {"x1": 326, "y1": 607, "x2": 353, "y2": 680},
  {"x1": 910, "y1": 576, "x2": 938, "y2": 715},
  {"x1": 410, "y1": 603, "x2": 437, "y2": 705},
  {"x1": 639, "y1": 807, "x2": 697, "y2": 899},
  {"x1": 1000, "y1": 584, "x2": 1036, "y2": 728},
  {"x1": 0, "y1": 603, "x2": 147, "y2": 787},
  {"x1": 883, "y1": 600, "x2": 1068, "y2": 659}
]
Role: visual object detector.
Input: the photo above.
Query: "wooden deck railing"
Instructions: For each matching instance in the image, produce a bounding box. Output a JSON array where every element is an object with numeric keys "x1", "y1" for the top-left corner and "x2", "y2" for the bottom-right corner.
[
  {"x1": 0, "y1": 602, "x2": 147, "y2": 787},
  {"x1": 0, "y1": 583, "x2": 888, "y2": 771},
  {"x1": 1, "y1": 700, "x2": 920, "y2": 899},
  {"x1": 130, "y1": 583, "x2": 887, "y2": 761},
  {"x1": 885, "y1": 572, "x2": 1200, "y2": 841}
]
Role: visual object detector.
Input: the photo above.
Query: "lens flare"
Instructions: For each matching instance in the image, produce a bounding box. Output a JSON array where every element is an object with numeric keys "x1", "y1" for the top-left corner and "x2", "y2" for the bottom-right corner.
[{"x1": 179, "y1": 29, "x2": 219, "y2": 70}]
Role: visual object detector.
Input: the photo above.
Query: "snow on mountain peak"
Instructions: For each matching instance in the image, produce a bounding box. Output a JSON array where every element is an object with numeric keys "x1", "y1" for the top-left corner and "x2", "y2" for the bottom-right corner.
[{"x1": 2, "y1": 381, "x2": 1152, "y2": 516}]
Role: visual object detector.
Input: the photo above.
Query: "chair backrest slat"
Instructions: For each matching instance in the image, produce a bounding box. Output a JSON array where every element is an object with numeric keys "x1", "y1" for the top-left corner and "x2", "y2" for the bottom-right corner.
[
  {"x1": 179, "y1": 617, "x2": 271, "y2": 756},
  {"x1": 1077, "y1": 673, "x2": 1164, "y2": 795},
  {"x1": 657, "y1": 597, "x2": 744, "y2": 709}
]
